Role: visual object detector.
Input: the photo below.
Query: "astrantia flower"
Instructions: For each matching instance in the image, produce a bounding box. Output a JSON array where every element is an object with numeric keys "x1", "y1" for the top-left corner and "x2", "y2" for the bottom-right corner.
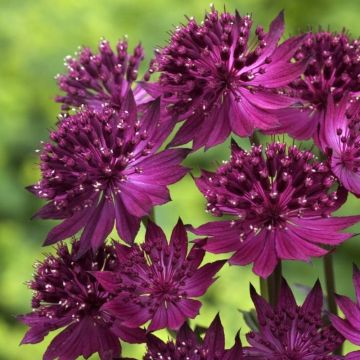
[
  {"x1": 321, "y1": 95, "x2": 360, "y2": 196},
  {"x1": 143, "y1": 314, "x2": 242, "y2": 360},
  {"x1": 56, "y1": 38, "x2": 148, "y2": 111},
  {"x1": 143, "y1": 6, "x2": 305, "y2": 150},
  {"x1": 95, "y1": 219, "x2": 225, "y2": 331},
  {"x1": 245, "y1": 279, "x2": 344, "y2": 359},
  {"x1": 192, "y1": 141, "x2": 360, "y2": 277},
  {"x1": 330, "y1": 265, "x2": 360, "y2": 359},
  {"x1": 29, "y1": 91, "x2": 189, "y2": 253},
  {"x1": 277, "y1": 31, "x2": 360, "y2": 143},
  {"x1": 19, "y1": 241, "x2": 145, "y2": 360}
]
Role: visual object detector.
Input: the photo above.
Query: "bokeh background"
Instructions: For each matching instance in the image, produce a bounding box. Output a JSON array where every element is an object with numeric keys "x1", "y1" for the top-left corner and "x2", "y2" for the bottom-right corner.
[{"x1": 1, "y1": 0, "x2": 360, "y2": 358}]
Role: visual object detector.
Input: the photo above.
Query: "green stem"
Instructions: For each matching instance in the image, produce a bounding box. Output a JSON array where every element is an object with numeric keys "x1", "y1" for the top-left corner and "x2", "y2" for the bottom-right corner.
[
  {"x1": 268, "y1": 262, "x2": 282, "y2": 307},
  {"x1": 324, "y1": 252, "x2": 342, "y2": 355}
]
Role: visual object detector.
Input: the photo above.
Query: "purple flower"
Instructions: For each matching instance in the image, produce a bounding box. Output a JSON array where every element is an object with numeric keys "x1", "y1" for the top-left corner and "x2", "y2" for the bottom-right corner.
[
  {"x1": 192, "y1": 141, "x2": 360, "y2": 277},
  {"x1": 330, "y1": 265, "x2": 360, "y2": 359},
  {"x1": 56, "y1": 38, "x2": 150, "y2": 111},
  {"x1": 321, "y1": 95, "x2": 360, "y2": 196},
  {"x1": 19, "y1": 241, "x2": 145, "y2": 360},
  {"x1": 143, "y1": 314, "x2": 242, "y2": 360},
  {"x1": 245, "y1": 279, "x2": 344, "y2": 359},
  {"x1": 276, "y1": 31, "x2": 360, "y2": 143},
  {"x1": 142, "y1": 6, "x2": 305, "y2": 150},
  {"x1": 95, "y1": 219, "x2": 225, "y2": 331},
  {"x1": 29, "y1": 91, "x2": 189, "y2": 254}
]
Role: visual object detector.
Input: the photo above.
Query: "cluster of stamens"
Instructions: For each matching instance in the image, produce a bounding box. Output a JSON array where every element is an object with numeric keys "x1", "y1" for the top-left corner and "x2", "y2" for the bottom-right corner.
[
  {"x1": 32, "y1": 106, "x2": 153, "y2": 216},
  {"x1": 29, "y1": 242, "x2": 117, "y2": 324},
  {"x1": 291, "y1": 31, "x2": 360, "y2": 109},
  {"x1": 56, "y1": 39, "x2": 144, "y2": 110},
  {"x1": 200, "y1": 142, "x2": 340, "y2": 236}
]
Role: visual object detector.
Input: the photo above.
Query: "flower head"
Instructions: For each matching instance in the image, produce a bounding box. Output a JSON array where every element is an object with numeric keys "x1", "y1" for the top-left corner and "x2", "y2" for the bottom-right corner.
[
  {"x1": 29, "y1": 91, "x2": 189, "y2": 254},
  {"x1": 193, "y1": 141, "x2": 360, "y2": 277},
  {"x1": 95, "y1": 219, "x2": 225, "y2": 331},
  {"x1": 143, "y1": 6, "x2": 305, "y2": 149},
  {"x1": 56, "y1": 38, "x2": 148, "y2": 111},
  {"x1": 19, "y1": 241, "x2": 145, "y2": 360},
  {"x1": 321, "y1": 95, "x2": 360, "y2": 196},
  {"x1": 277, "y1": 31, "x2": 360, "y2": 142},
  {"x1": 330, "y1": 264, "x2": 360, "y2": 359},
  {"x1": 245, "y1": 279, "x2": 344, "y2": 359},
  {"x1": 144, "y1": 314, "x2": 242, "y2": 360}
]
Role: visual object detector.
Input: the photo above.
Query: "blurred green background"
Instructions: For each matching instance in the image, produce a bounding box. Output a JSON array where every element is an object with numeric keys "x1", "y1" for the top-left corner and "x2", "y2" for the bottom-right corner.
[{"x1": 1, "y1": 0, "x2": 360, "y2": 358}]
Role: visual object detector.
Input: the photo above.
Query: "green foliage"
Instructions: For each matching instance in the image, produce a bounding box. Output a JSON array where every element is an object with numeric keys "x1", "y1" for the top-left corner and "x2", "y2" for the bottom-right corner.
[{"x1": 0, "y1": 0, "x2": 359, "y2": 358}]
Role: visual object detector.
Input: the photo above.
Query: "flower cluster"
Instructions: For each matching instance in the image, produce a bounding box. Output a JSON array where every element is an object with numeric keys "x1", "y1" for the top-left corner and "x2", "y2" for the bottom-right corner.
[
  {"x1": 143, "y1": 7, "x2": 304, "y2": 149},
  {"x1": 29, "y1": 93, "x2": 188, "y2": 254},
  {"x1": 20, "y1": 4, "x2": 360, "y2": 360},
  {"x1": 19, "y1": 241, "x2": 145, "y2": 360},
  {"x1": 95, "y1": 220, "x2": 225, "y2": 331},
  {"x1": 56, "y1": 39, "x2": 147, "y2": 111},
  {"x1": 193, "y1": 141, "x2": 359, "y2": 277},
  {"x1": 276, "y1": 31, "x2": 360, "y2": 144}
]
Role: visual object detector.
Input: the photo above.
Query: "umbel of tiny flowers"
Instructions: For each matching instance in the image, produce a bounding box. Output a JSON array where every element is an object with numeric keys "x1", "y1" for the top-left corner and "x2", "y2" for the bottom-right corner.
[
  {"x1": 275, "y1": 31, "x2": 360, "y2": 144},
  {"x1": 244, "y1": 279, "x2": 344, "y2": 359},
  {"x1": 94, "y1": 219, "x2": 226, "y2": 331},
  {"x1": 192, "y1": 140, "x2": 360, "y2": 278},
  {"x1": 330, "y1": 265, "x2": 360, "y2": 359},
  {"x1": 142, "y1": 6, "x2": 305, "y2": 150},
  {"x1": 28, "y1": 91, "x2": 189, "y2": 254},
  {"x1": 18, "y1": 241, "x2": 146, "y2": 360},
  {"x1": 320, "y1": 94, "x2": 360, "y2": 197},
  {"x1": 142, "y1": 314, "x2": 243, "y2": 360},
  {"x1": 56, "y1": 38, "x2": 150, "y2": 111}
]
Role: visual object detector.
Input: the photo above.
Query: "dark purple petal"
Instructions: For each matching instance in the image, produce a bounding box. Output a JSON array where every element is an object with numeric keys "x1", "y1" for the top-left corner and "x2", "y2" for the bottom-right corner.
[
  {"x1": 78, "y1": 196, "x2": 115, "y2": 255},
  {"x1": 114, "y1": 194, "x2": 141, "y2": 244}
]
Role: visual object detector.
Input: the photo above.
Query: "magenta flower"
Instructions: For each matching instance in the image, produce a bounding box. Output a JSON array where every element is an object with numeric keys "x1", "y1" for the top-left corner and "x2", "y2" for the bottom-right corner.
[
  {"x1": 56, "y1": 38, "x2": 151, "y2": 111},
  {"x1": 19, "y1": 241, "x2": 145, "y2": 360},
  {"x1": 144, "y1": 314, "x2": 242, "y2": 360},
  {"x1": 245, "y1": 279, "x2": 344, "y2": 359},
  {"x1": 142, "y1": 6, "x2": 305, "y2": 150},
  {"x1": 29, "y1": 91, "x2": 189, "y2": 254},
  {"x1": 321, "y1": 95, "x2": 360, "y2": 196},
  {"x1": 330, "y1": 265, "x2": 360, "y2": 359},
  {"x1": 95, "y1": 219, "x2": 225, "y2": 331},
  {"x1": 193, "y1": 141, "x2": 360, "y2": 277},
  {"x1": 276, "y1": 31, "x2": 360, "y2": 144}
]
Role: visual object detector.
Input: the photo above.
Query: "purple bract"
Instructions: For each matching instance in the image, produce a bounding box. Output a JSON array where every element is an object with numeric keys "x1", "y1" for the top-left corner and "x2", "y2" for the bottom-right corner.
[
  {"x1": 144, "y1": 314, "x2": 242, "y2": 360},
  {"x1": 18, "y1": 241, "x2": 145, "y2": 360},
  {"x1": 143, "y1": 6, "x2": 305, "y2": 150},
  {"x1": 330, "y1": 265, "x2": 360, "y2": 360},
  {"x1": 29, "y1": 91, "x2": 189, "y2": 254},
  {"x1": 95, "y1": 219, "x2": 225, "y2": 331},
  {"x1": 321, "y1": 95, "x2": 360, "y2": 196},
  {"x1": 193, "y1": 141, "x2": 360, "y2": 277},
  {"x1": 245, "y1": 279, "x2": 344, "y2": 359}
]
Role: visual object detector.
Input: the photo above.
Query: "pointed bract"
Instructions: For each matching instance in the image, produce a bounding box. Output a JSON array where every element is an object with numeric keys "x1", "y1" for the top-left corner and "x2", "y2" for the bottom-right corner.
[
  {"x1": 246, "y1": 279, "x2": 344, "y2": 359},
  {"x1": 331, "y1": 264, "x2": 360, "y2": 346},
  {"x1": 98, "y1": 220, "x2": 225, "y2": 331},
  {"x1": 143, "y1": 315, "x2": 243, "y2": 359}
]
